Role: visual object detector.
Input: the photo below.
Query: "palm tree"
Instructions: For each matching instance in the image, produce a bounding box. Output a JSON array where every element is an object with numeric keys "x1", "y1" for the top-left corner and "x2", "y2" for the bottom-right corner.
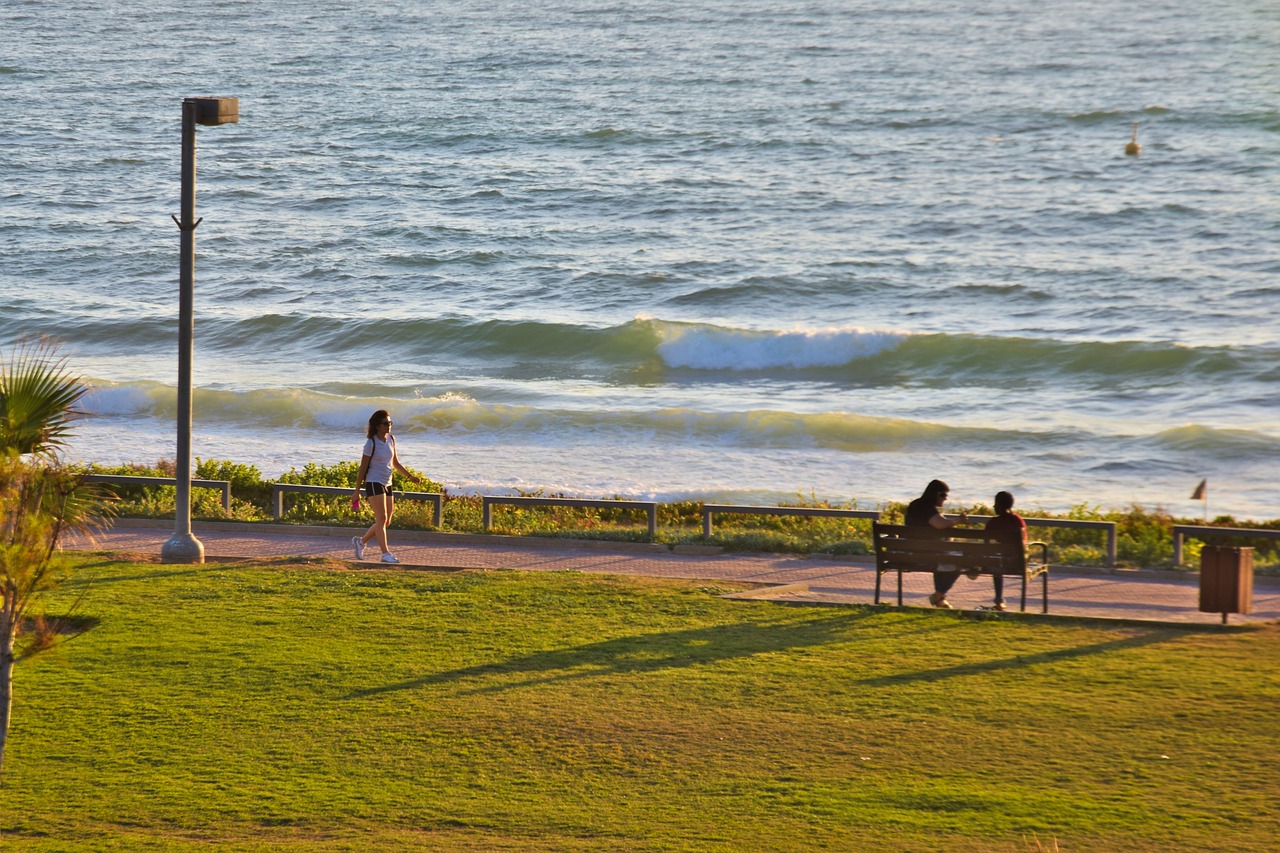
[
  {"x1": 0, "y1": 456, "x2": 103, "y2": 775},
  {"x1": 0, "y1": 338, "x2": 103, "y2": 776},
  {"x1": 1, "y1": 336, "x2": 87, "y2": 457}
]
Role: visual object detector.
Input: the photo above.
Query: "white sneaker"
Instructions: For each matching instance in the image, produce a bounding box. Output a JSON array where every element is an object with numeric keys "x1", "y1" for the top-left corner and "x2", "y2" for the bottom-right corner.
[
  {"x1": 352, "y1": 536, "x2": 364, "y2": 560},
  {"x1": 380, "y1": 553, "x2": 400, "y2": 564}
]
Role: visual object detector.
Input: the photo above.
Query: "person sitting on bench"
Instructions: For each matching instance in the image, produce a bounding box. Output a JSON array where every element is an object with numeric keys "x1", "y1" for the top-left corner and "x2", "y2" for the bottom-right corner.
[
  {"x1": 904, "y1": 479, "x2": 968, "y2": 609},
  {"x1": 983, "y1": 490, "x2": 1027, "y2": 612}
]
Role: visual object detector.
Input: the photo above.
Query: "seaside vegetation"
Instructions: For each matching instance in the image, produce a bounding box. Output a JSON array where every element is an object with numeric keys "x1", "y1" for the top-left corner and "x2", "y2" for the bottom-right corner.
[
  {"x1": 80, "y1": 459, "x2": 1280, "y2": 572},
  {"x1": 5, "y1": 556, "x2": 1279, "y2": 851}
]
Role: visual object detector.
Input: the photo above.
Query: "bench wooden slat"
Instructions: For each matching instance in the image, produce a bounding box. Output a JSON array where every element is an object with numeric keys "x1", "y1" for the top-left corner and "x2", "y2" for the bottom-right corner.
[
  {"x1": 879, "y1": 538, "x2": 1011, "y2": 557},
  {"x1": 879, "y1": 555, "x2": 1025, "y2": 572}
]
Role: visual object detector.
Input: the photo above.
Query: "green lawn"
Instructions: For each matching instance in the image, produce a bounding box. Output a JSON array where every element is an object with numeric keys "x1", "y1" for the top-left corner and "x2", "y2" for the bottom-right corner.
[{"x1": 3, "y1": 556, "x2": 1278, "y2": 851}]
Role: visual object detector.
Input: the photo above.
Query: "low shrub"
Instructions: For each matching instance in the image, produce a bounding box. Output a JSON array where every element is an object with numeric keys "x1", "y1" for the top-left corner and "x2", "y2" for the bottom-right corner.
[{"x1": 83, "y1": 458, "x2": 1280, "y2": 571}]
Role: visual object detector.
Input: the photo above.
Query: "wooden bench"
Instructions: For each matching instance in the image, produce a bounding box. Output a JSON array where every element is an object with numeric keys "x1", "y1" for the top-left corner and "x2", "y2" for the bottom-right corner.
[{"x1": 871, "y1": 522, "x2": 1050, "y2": 612}]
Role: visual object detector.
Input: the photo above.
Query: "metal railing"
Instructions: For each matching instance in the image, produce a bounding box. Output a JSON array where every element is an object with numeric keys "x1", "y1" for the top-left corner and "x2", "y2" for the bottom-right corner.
[
  {"x1": 1172, "y1": 524, "x2": 1280, "y2": 565},
  {"x1": 965, "y1": 516, "x2": 1118, "y2": 567},
  {"x1": 482, "y1": 495, "x2": 658, "y2": 538},
  {"x1": 80, "y1": 477, "x2": 1230, "y2": 570},
  {"x1": 702, "y1": 504, "x2": 880, "y2": 538},
  {"x1": 83, "y1": 474, "x2": 232, "y2": 512},
  {"x1": 271, "y1": 484, "x2": 443, "y2": 527}
]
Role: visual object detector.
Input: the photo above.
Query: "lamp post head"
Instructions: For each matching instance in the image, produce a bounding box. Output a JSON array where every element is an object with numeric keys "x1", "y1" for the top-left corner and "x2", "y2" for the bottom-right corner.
[{"x1": 189, "y1": 97, "x2": 239, "y2": 126}]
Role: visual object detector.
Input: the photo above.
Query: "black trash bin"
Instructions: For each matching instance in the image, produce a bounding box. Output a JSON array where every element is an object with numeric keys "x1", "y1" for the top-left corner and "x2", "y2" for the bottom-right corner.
[{"x1": 1199, "y1": 545, "x2": 1253, "y2": 624}]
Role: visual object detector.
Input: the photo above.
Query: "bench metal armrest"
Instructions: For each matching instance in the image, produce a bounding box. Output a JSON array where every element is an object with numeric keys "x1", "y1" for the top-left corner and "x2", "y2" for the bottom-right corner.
[{"x1": 1027, "y1": 540, "x2": 1049, "y2": 570}]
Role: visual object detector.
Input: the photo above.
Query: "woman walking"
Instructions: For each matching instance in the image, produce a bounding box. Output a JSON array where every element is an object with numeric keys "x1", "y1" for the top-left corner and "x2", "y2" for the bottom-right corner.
[{"x1": 352, "y1": 409, "x2": 424, "y2": 563}]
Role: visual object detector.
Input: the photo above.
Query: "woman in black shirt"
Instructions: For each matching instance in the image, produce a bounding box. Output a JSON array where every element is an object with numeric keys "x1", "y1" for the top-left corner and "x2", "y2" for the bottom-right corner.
[{"x1": 904, "y1": 479, "x2": 968, "y2": 608}]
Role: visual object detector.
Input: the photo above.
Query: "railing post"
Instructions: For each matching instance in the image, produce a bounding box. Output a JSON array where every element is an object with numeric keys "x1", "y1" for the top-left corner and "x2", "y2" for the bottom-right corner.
[
  {"x1": 1107, "y1": 524, "x2": 1117, "y2": 567},
  {"x1": 482, "y1": 497, "x2": 492, "y2": 531},
  {"x1": 273, "y1": 486, "x2": 284, "y2": 519},
  {"x1": 703, "y1": 508, "x2": 712, "y2": 538},
  {"x1": 1173, "y1": 529, "x2": 1183, "y2": 566},
  {"x1": 647, "y1": 504, "x2": 656, "y2": 538}
]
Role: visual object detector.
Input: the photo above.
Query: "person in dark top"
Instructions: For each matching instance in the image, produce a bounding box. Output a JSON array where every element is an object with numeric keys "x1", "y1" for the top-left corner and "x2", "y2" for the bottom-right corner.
[
  {"x1": 983, "y1": 490, "x2": 1027, "y2": 612},
  {"x1": 904, "y1": 479, "x2": 969, "y2": 608}
]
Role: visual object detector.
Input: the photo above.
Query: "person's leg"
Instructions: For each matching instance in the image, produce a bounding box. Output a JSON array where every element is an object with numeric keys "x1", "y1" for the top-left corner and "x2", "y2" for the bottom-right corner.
[
  {"x1": 382, "y1": 493, "x2": 396, "y2": 552},
  {"x1": 992, "y1": 573, "x2": 1005, "y2": 606},
  {"x1": 930, "y1": 569, "x2": 959, "y2": 606},
  {"x1": 362, "y1": 491, "x2": 390, "y2": 553}
]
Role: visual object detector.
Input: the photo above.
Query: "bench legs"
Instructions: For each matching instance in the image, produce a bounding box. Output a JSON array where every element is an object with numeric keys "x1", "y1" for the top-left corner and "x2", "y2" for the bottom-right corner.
[
  {"x1": 876, "y1": 569, "x2": 1049, "y2": 613},
  {"x1": 1017, "y1": 573, "x2": 1051, "y2": 614},
  {"x1": 870, "y1": 571, "x2": 901, "y2": 604}
]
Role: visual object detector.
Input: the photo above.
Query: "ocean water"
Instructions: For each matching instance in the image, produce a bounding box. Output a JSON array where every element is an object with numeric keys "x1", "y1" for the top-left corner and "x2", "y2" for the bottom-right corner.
[{"x1": 3, "y1": 0, "x2": 1278, "y2": 518}]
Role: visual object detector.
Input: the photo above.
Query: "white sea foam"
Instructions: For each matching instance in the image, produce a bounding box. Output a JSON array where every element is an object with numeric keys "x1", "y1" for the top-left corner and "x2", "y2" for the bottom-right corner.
[
  {"x1": 656, "y1": 325, "x2": 907, "y2": 370},
  {"x1": 80, "y1": 384, "x2": 158, "y2": 416},
  {"x1": 309, "y1": 397, "x2": 391, "y2": 431}
]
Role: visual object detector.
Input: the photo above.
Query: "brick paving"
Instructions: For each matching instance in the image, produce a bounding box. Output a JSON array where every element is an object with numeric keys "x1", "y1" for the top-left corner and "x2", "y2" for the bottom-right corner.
[{"x1": 64, "y1": 519, "x2": 1280, "y2": 627}]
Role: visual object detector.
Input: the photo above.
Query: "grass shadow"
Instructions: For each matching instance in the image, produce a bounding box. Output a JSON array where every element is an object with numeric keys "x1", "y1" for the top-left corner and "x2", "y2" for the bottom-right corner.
[
  {"x1": 347, "y1": 609, "x2": 881, "y2": 699},
  {"x1": 21, "y1": 613, "x2": 101, "y2": 636},
  {"x1": 60, "y1": 563, "x2": 229, "y2": 588},
  {"x1": 855, "y1": 628, "x2": 1181, "y2": 686}
]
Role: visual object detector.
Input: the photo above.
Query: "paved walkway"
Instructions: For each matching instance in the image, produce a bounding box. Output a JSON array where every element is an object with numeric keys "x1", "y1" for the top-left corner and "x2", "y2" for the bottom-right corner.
[{"x1": 65, "y1": 519, "x2": 1280, "y2": 627}]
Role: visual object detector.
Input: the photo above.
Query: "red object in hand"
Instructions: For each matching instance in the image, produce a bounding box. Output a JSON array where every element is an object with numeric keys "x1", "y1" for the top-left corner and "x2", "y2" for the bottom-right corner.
[{"x1": 351, "y1": 496, "x2": 361, "y2": 511}]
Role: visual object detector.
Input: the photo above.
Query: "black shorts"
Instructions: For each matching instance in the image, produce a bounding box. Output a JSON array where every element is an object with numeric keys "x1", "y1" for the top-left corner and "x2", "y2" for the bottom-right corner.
[{"x1": 363, "y1": 482, "x2": 395, "y2": 498}]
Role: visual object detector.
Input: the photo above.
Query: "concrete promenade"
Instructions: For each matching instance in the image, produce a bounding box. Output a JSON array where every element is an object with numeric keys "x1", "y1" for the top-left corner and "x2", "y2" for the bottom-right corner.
[{"x1": 65, "y1": 519, "x2": 1280, "y2": 627}]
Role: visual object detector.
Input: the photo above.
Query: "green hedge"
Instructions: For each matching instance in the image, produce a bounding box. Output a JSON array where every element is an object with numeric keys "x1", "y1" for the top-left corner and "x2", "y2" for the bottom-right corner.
[{"x1": 79, "y1": 460, "x2": 1279, "y2": 571}]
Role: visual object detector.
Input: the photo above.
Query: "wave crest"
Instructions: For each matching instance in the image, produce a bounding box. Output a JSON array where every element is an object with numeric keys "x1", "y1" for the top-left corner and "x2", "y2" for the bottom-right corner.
[{"x1": 654, "y1": 323, "x2": 906, "y2": 370}]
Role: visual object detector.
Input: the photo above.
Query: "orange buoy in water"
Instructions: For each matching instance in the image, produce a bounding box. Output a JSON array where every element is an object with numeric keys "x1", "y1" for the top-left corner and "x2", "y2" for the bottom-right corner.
[{"x1": 1125, "y1": 121, "x2": 1141, "y2": 156}]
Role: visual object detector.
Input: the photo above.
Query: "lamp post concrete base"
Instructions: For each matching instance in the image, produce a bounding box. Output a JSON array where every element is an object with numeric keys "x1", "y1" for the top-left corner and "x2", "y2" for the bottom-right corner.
[{"x1": 160, "y1": 532, "x2": 205, "y2": 564}]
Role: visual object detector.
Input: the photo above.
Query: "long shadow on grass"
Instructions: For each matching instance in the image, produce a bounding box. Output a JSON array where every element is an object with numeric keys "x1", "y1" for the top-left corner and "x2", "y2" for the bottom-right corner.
[
  {"x1": 854, "y1": 628, "x2": 1181, "y2": 686},
  {"x1": 346, "y1": 610, "x2": 888, "y2": 699},
  {"x1": 60, "y1": 563, "x2": 227, "y2": 587}
]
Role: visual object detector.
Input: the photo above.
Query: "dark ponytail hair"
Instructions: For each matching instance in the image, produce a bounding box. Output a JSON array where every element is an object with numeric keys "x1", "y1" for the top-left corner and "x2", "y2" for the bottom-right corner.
[
  {"x1": 994, "y1": 490, "x2": 1015, "y2": 514},
  {"x1": 366, "y1": 409, "x2": 391, "y2": 440}
]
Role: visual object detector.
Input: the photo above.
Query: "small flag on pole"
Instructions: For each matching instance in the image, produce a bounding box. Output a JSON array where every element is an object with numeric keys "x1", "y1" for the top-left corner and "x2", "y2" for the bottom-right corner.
[{"x1": 1191, "y1": 479, "x2": 1207, "y2": 501}]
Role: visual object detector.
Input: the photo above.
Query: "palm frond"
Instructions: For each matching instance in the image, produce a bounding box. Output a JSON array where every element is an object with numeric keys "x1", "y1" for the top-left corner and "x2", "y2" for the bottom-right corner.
[{"x1": 0, "y1": 337, "x2": 86, "y2": 456}]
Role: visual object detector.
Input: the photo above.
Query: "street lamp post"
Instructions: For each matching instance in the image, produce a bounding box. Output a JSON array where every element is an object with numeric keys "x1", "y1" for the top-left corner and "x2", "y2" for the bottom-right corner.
[{"x1": 161, "y1": 96, "x2": 239, "y2": 564}]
